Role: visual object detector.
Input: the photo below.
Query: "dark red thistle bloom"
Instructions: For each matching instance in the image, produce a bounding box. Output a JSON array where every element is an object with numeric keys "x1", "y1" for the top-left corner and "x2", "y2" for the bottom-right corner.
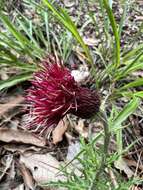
[{"x1": 26, "y1": 55, "x2": 100, "y2": 135}]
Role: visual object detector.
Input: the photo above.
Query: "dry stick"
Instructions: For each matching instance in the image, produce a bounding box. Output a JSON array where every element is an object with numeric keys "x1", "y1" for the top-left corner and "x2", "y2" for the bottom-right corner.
[{"x1": 89, "y1": 111, "x2": 111, "y2": 190}]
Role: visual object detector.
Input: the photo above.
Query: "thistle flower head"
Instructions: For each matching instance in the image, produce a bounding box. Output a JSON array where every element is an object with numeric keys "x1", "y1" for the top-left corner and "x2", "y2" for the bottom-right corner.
[{"x1": 26, "y1": 55, "x2": 100, "y2": 135}]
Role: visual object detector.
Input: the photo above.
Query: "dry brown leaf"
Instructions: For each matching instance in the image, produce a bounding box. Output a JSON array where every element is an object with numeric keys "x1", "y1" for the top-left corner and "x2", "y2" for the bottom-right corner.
[
  {"x1": 0, "y1": 154, "x2": 13, "y2": 181},
  {"x1": 83, "y1": 37, "x2": 99, "y2": 46},
  {"x1": 20, "y1": 152, "x2": 66, "y2": 186},
  {"x1": 107, "y1": 168, "x2": 118, "y2": 188},
  {"x1": 64, "y1": 0, "x2": 75, "y2": 7},
  {"x1": 0, "y1": 128, "x2": 46, "y2": 147},
  {"x1": 124, "y1": 158, "x2": 143, "y2": 171},
  {"x1": 52, "y1": 117, "x2": 69, "y2": 144},
  {"x1": 135, "y1": 16, "x2": 143, "y2": 21},
  {"x1": 71, "y1": 66, "x2": 89, "y2": 83},
  {"x1": 13, "y1": 184, "x2": 25, "y2": 190},
  {"x1": 65, "y1": 132, "x2": 75, "y2": 143},
  {"x1": 4, "y1": 144, "x2": 42, "y2": 153},
  {"x1": 66, "y1": 141, "x2": 81, "y2": 165},
  {"x1": 0, "y1": 96, "x2": 24, "y2": 116},
  {"x1": 131, "y1": 186, "x2": 142, "y2": 190},
  {"x1": 75, "y1": 47, "x2": 87, "y2": 63},
  {"x1": 114, "y1": 158, "x2": 134, "y2": 178},
  {"x1": 9, "y1": 161, "x2": 16, "y2": 180},
  {"x1": 0, "y1": 72, "x2": 9, "y2": 80},
  {"x1": 74, "y1": 119, "x2": 88, "y2": 138},
  {"x1": 18, "y1": 162, "x2": 35, "y2": 190}
]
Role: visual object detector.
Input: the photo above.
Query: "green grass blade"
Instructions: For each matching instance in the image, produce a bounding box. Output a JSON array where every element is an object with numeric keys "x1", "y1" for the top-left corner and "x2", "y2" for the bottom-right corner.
[
  {"x1": 116, "y1": 51, "x2": 143, "y2": 79},
  {"x1": 44, "y1": 11, "x2": 51, "y2": 52},
  {"x1": 118, "y1": 1, "x2": 128, "y2": 38},
  {"x1": 122, "y1": 44, "x2": 143, "y2": 60},
  {"x1": 0, "y1": 72, "x2": 32, "y2": 91},
  {"x1": 0, "y1": 14, "x2": 36, "y2": 58},
  {"x1": 0, "y1": 14, "x2": 29, "y2": 47},
  {"x1": 42, "y1": 0, "x2": 93, "y2": 66},
  {"x1": 17, "y1": 17, "x2": 41, "y2": 50},
  {"x1": 122, "y1": 91, "x2": 143, "y2": 99},
  {"x1": 134, "y1": 91, "x2": 143, "y2": 98},
  {"x1": 103, "y1": 0, "x2": 120, "y2": 67},
  {"x1": 122, "y1": 50, "x2": 143, "y2": 74},
  {"x1": 119, "y1": 78, "x2": 143, "y2": 90},
  {"x1": 111, "y1": 97, "x2": 139, "y2": 130}
]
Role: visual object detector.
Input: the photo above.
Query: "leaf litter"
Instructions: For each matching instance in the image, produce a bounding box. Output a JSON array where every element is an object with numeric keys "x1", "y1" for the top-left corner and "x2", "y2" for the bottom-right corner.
[{"x1": 0, "y1": 128, "x2": 46, "y2": 147}]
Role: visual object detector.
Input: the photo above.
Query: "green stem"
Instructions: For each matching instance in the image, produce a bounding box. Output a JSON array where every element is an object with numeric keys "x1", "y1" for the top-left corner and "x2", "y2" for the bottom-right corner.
[{"x1": 89, "y1": 111, "x2": 110, "y2": 190}]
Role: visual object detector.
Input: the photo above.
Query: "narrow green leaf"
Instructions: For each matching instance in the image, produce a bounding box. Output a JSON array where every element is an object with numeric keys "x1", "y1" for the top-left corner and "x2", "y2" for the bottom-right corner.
[
  {"x1": 0, "y1": 14, "x2": 29, "y2": 46},
  {"x1": 44, "y1": 11, "x2": 51, "y2": 52},
  {"x1": 122, "y1": 44, "x2": 143, "y2": 61},
  {"x1": 119, "y1": 78, "x2": 143, "y2": 90},
  {"x1": 108, "y1": 0, "x2": 113, "y2": 8},
  {"x1": 111, "y1": 97, "x2": 139, "y2": 130},
  {"x1": 0, "y1": 14, "x2": 35, "y2": 58},
  {"x1": 17, "y1": 17, "x2": 41, "y2": 49},
  {"x1": 103, "y1": 0, "x2": 120, "y2": 67},
  {"x1": 0, "y1": 32, "x2": 23, "y2": 53},
  {"x1": 0, "y1": 72, "x2": 32, "y2": 91},
  {"x1": 118, "y1": 1, "x2": 128, "y2": 38},
  {"x1": 115, "y1": 55, "x2": 143, "y2": 80},
  {"x1": 122, "y1": 50, "x2": 143, "y2": 75},
  {"x1": 121, "y1": 91, "x2": 143, "y2": 99},
  {"x1": 42, "y1": 0, "x2": 93, "y2": 66},
  {"x1": 133, "y1": 91, "x2": 143, "y2": 98},
  {"x1": 99, "y1": 0, "x2": 109, "y2": 35}
]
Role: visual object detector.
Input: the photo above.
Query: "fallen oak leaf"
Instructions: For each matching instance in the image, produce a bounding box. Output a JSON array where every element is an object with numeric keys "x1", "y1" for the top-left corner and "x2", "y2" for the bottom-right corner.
[{"x1": 0, "y1": 128, "x2": 46, "y2": 147}]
